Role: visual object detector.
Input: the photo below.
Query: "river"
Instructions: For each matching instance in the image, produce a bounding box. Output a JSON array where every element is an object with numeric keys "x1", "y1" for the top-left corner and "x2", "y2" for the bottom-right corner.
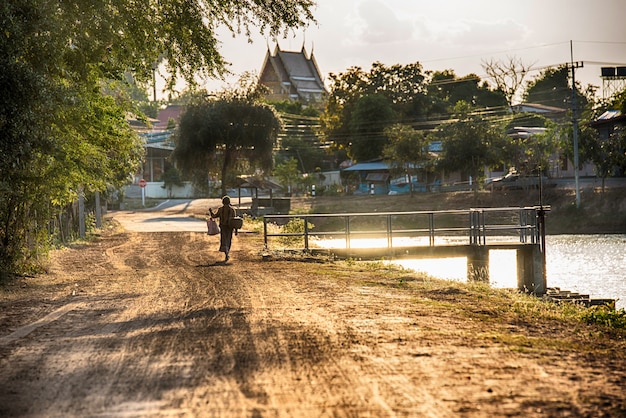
[
  {"x1": 313, "y1": 234, "x2": 626, "y2": 310},
  {"x1": 391, "y1": 234, "x2": 626, "y2": 310}
]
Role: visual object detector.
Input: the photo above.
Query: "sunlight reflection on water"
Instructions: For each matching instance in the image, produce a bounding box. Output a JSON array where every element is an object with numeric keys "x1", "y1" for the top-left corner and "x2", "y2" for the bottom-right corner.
[{"x1": 312, "y1": 234, "x2": 626, "y2": 309}]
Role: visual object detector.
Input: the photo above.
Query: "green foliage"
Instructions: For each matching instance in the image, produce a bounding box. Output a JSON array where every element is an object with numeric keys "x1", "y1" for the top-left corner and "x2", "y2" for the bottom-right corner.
[
  {"x1": 585, "y1": 125, "x2": 626, "y2": 182},
  {"x1": 348, "y1": 94, "x2": 396, "y2": 161},
  {"x1": 581, "y1": 306, "x2": 626, "y2": 329},
  {"x1": 172, "y1": 85, "x2": 282, "y2": 196},
  {"x1": 435, "y1": 102, "x2": 504, "y2": 187},
  {"x1": 279, "y1": 218, "x2": 315, "y2": 247},
  {"x1": 502, "y1": 120, "x2": 560, "y2": 176},
  {"x1": 321, "y1": 62, "x2": 428, "y2": 161},
  {"x1": 524, "y1": 65, "x2": 588, "y2": 111},
  {"x1": 0, "y1": 0, "x2": 316, "y2": 273},
  {"x1": 161, "y1": 166, "x2": 184, "y2": 197},
  {"x1": 383, "y1": 124, "x2": 433, "y2": 193},
  {"x1": 274, "y1": 158, "x2": 301, "y2": 193},
  {"x1": 272, "y1": 102, "x2": 326, "y2": 172},
  {"x1": 427, "y1": 70, "x2": 507, "y2": 115}
]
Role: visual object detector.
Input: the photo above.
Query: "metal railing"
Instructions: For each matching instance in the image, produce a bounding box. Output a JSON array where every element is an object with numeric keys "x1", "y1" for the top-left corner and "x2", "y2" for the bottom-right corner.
[{"x1": 263, "y1": 206, "x2": 548, "y2": 251}]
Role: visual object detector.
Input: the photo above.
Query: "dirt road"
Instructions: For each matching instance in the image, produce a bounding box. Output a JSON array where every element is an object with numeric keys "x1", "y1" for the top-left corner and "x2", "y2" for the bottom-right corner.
[{"x1": 1, "y1": 202, "x2": 625, "y2": 417}]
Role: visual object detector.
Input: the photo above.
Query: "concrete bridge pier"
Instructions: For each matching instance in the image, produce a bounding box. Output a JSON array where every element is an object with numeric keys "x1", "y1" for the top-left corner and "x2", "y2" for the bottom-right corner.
[
  {"x1": 517, "y1": 245, "x2": 546, "y2": 295},
  {"x1": 467, "y1": 246, "x2": 490, "y2": 282},
  {"x1": 467, "y1": 245, "x2": 546, "y2": 295}
]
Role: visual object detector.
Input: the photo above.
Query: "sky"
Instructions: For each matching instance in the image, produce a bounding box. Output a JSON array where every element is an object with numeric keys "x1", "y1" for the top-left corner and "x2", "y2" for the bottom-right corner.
[{"x1": 160, "y1": 0, "x2": 626, "y2": 102}]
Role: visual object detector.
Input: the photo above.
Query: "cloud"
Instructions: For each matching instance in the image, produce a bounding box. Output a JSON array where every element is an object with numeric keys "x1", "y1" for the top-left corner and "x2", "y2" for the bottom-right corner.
[
  {"x1": 431, "y1": 19, "x2": 530, "y2": 50},
  {"x1": 348, "y1": 0, "x2": 414, "y2": 45}
]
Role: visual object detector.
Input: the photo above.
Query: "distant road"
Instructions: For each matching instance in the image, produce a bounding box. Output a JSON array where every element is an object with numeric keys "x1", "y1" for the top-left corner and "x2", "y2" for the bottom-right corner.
[{"x1": 112, "y1": 198, "x2": 251, "y2": 233}]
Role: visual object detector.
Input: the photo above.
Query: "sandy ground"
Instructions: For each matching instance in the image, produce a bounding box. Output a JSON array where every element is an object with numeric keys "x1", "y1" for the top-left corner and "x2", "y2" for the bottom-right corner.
[{"x1": 1, "y1": 200, "x2": 625, "y2": 417}]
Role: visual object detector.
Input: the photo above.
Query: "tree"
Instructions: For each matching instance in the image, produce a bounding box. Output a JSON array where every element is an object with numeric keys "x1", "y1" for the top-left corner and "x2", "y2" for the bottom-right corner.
[
  {"x1": 382, "y1": 125, "x2": 433, "y2": 196},
  {"x1": 436, "y1": 102, "x2": 504, "y2": 192},
  {"x1": 0, "y1": 0, "x2": 316, "y2": 273},
  {"x1": 271, "y1": 101, "x2": 327, "y2": 172},
  {"x1": 273, "y1": 158, "x2": 301, "y2": 195},
  {"x1": 172, "y1": 86, "x2": 282, "y2": 197},
  {"x1": 161, "y1": 166, "x2": 184, "y2": 198},
  {"x1": 482, "y1": 56, "x2": 533, "y2": 107},
  {"x1": 427, "y1": 70, "x2": 508, "y2": 117},
  {"x1": 587, "y1": 124, "x2": 626, "y2": 191},
  {"x1": 348, "y1": 94, "x2": 396, "y2": 161},
  {"x1": 524, "y1": 66, "x2": 570, "y2": 109},
  {"x1": 320, "y1": 62, "x2": 429, "y2": 161},
  {"x1": 523, "y1": 65, "x2": 589, "y2": 112}
]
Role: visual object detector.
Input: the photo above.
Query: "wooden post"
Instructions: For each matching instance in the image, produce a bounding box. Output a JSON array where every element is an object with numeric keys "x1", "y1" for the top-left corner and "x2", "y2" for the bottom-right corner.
[
  {"x1": 78, "y1": 186, "x2": 85, "y2": 238},
  {"x1": 95, "y1": 191, "x2": 102, "y2": 229}
]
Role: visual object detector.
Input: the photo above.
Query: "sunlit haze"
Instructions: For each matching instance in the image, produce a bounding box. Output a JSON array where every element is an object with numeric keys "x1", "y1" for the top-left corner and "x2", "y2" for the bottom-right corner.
[{"x1": 157, "y1": 0, "x2": 626, "y2": 101}]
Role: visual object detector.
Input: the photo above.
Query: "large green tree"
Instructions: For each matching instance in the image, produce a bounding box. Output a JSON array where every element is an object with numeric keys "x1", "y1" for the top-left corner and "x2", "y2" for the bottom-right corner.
[
  {"x1": 436, "y1": 102, "x2": 504, "y2": 191},
  {"x1": 348, "y1": 94, "x2": 396, "y2": 161},
  {"x1": 427, "y1": 70, "x2": 508, "y2": 117},
  {"x1": 0, "y1": 0, "x2": 316, "y2": 273},
  {"x1": 320, "y1": 62, "x2": 428, "y2": 161},
  {"x1": 172, "y1": 89, "x2": 282, "y2": 196},
  {"x1": 272, "y1": 101, "x2": 327, "y2": 172},
  {"x1": 523, "y1": 65, "x2": 591, "y2": 113}
]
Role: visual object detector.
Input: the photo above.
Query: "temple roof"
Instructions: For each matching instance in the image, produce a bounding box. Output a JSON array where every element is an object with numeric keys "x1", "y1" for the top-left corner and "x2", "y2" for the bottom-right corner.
[{"x1": 259, "y1": 45, "x2": 327, "y2": 102}]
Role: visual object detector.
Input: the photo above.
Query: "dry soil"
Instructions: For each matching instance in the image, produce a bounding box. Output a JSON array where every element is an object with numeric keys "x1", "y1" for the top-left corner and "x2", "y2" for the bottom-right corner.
[{"x1": 1, "y1": 200, "x2": 625, "y2": 417}]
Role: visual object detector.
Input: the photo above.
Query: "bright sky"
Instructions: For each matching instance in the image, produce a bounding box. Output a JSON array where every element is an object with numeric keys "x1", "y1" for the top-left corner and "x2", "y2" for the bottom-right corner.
[{"x1": 162, "y1": 0, "x2": 626, "y2": 102}]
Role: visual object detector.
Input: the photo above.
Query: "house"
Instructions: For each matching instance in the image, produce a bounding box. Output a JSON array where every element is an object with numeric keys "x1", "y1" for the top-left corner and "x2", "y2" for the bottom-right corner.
[
  {"x1": 589, "y1": 110, "x2": 626, "y2": 176},
  {"x1": 259, "y1": 45, "x2": 327, "y2": 104},
  {"x1": 124, "y1": 105, "x2": 197, "y2": 199},
  {"x1": 589, "y1": 109, "x2": 626, "y2": 139},
  {"x1": 342, "y1": 160, "x2": 433, "y2": 195},
  {"x1": 137, "y1": 105, "x2": 184, "y2": 183},
  {"x1": 511, "y1": 103, "x2": 567, "y2": 122},
  {"x1": 342, "y1": 160, "x2": 391, "y2": 195}
]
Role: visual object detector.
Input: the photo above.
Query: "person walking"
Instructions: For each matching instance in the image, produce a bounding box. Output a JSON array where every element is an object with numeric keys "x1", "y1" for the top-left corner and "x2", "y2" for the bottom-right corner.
[{"x1": 208, "y1": 196, "x2": 237, "y2": 262}]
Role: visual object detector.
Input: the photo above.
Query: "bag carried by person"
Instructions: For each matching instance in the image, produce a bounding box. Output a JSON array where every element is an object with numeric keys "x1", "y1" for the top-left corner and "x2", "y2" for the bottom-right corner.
[
  {"x1": 228, "y1": 216, "x2": 243, "y2": 229},
  {"x1": 207, "y1": 217, "x2": 220, "y2": 235}
]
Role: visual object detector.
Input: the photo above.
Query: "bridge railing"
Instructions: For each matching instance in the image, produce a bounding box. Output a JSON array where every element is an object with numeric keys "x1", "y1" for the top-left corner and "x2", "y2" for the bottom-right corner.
[{"x1": 262, "y1": 206, "x2": 548, "y2": 251}]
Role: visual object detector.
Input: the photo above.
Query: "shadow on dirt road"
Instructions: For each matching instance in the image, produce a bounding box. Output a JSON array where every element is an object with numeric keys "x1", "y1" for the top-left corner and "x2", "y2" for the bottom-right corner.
[{"x1": 0, "y1": 205, "x2": 625, "y2": 417}]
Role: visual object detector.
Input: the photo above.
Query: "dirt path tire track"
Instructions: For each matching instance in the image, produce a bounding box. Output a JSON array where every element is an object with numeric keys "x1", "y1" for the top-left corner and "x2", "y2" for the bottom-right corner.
[{"x1": 1, "y1": 218, "x2": 626, "y2": 417}]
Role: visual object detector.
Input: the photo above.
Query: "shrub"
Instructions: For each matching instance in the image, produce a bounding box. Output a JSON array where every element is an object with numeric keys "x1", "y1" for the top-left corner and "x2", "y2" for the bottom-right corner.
[{"x1": 580, "y1": 306, "x2": 626, "y2": 329}]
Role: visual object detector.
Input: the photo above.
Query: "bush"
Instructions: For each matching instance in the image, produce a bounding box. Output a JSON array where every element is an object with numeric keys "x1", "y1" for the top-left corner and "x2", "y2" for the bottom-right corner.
[
  {"x1": 581, "y1": 306, "x2": 626, "y2": 329},
  {"x1": 279, "y1": 218, "x2": 315, "y2": 248}
]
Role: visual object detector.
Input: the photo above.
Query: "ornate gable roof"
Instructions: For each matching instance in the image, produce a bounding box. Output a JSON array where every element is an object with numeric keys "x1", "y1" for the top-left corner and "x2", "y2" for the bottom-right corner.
[{"x1": 259, "y1": 44, "x2": 326, "y2": 102}]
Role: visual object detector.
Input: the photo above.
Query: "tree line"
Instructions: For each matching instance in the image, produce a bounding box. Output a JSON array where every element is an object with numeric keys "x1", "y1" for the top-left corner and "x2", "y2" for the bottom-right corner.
[
  {"x1": 0, "y1": 0, "x2": 316, "y2": 275},
  {"x1": 171, "y1": 61, "x2": 625, "y2": 199}
]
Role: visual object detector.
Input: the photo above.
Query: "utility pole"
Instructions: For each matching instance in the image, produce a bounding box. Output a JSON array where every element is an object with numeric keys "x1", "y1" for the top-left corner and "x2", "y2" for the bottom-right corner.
[{"x1": 569, "y1": 40, "x2": 583, "y2": 208}]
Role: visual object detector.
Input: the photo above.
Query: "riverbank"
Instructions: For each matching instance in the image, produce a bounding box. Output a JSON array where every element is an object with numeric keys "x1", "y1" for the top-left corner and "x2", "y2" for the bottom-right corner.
[{"x1": 290, "y1": 186, "x2": 626, "y2": 235}]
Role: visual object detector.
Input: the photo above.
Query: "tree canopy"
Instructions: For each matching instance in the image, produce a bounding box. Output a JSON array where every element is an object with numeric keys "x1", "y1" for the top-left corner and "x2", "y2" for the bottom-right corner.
[
  {"x1": 320, "y1": 62, "x2": 429, "y2": 162},
  {"x1": 435, "y1": 102, "x2": 504, "y2": 190},
  {"x1": 172, "y1": 92, "x2": 282, "y2": 196},
  {"x1": 0, "y1": 0, "x2": 316, "y2": 272},
  {"x1": 382, "y1": 124, "x2": 433, "y2": 195},
  {"x1": 427, "y1": 70, "x2": 508, "y2": 116}
]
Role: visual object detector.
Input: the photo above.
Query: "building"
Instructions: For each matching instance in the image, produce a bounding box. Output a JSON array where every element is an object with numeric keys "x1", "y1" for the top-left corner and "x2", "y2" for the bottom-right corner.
[
  {"x1": 511, "y1": 103, "x2": 567, "y2": 122},
  {"x1": 589, "y1": 109, "x2": 626, "y2": 140},
  {"x1": 589, "y1": 109, "x2": 626, "y2": 176},
  {"x1": 259, "y1": 45, "x2": 327, "y2": 103}
]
